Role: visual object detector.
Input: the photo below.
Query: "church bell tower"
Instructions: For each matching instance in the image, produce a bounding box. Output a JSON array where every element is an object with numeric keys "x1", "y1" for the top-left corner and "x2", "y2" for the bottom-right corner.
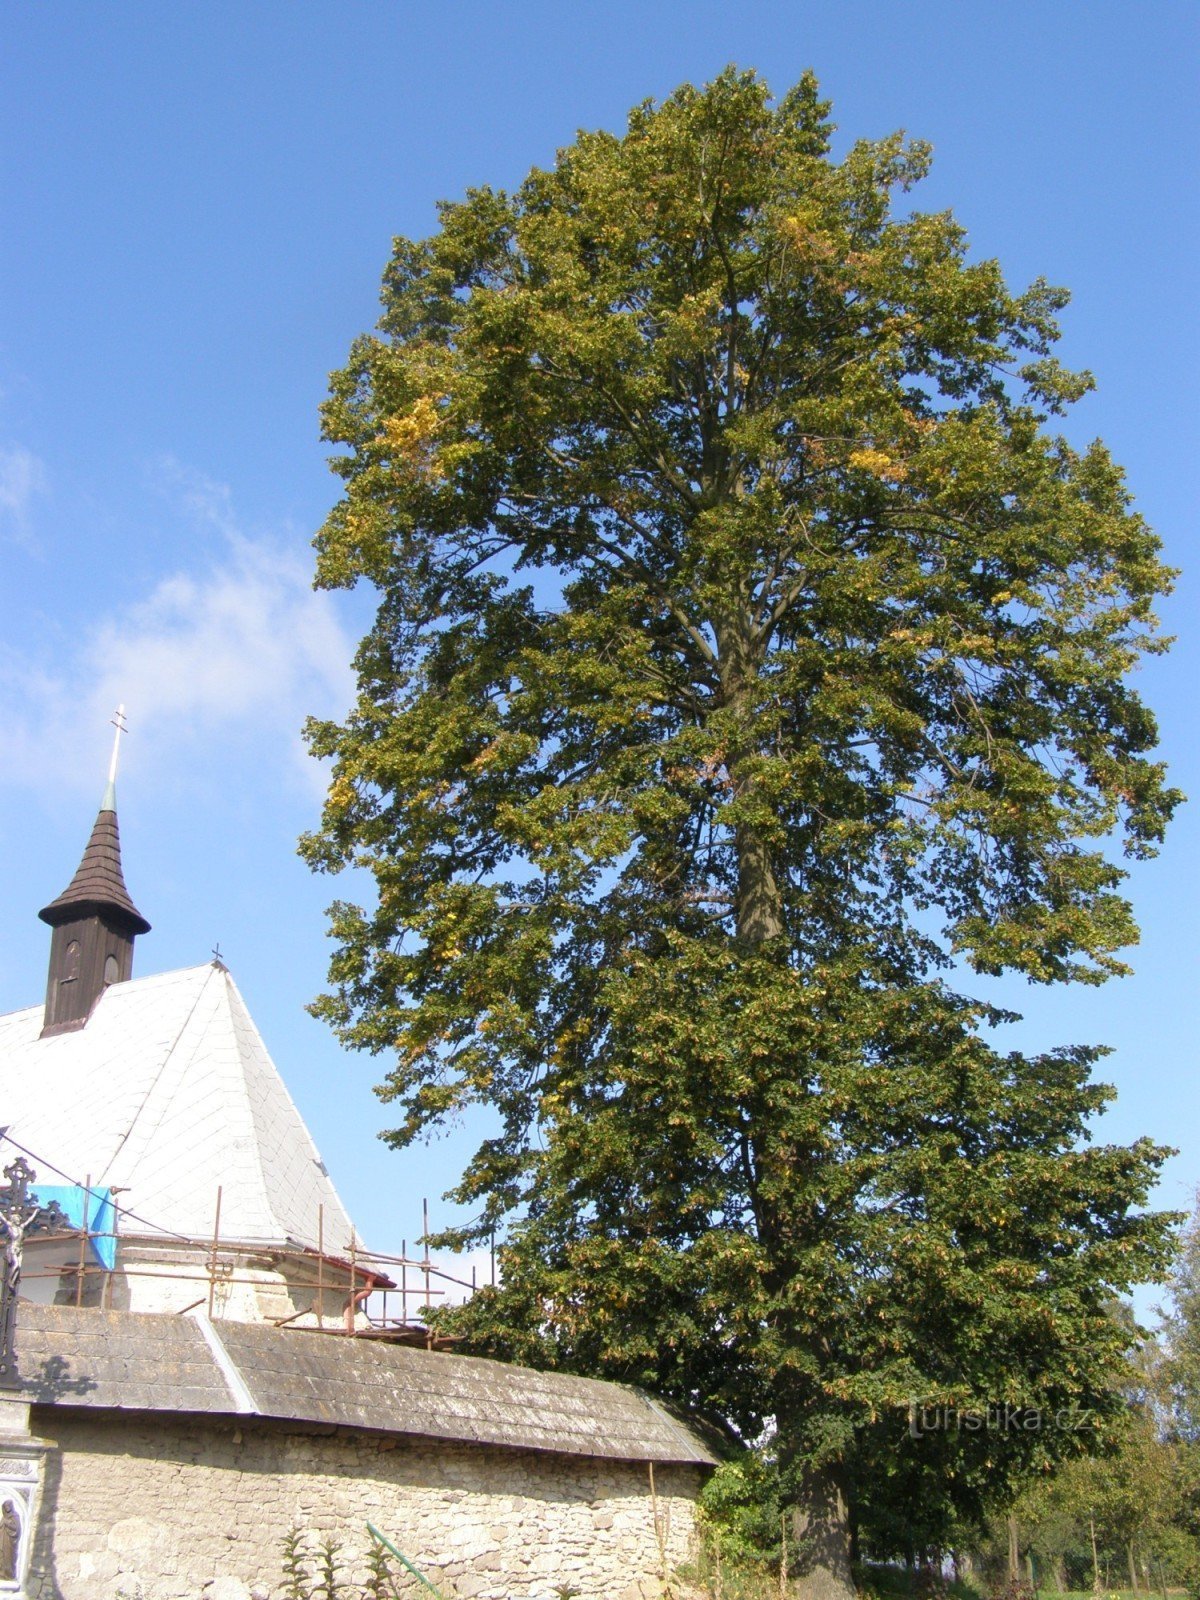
[{"x1": 38, "y1": 709, "x2": 150, "y2": 1037}]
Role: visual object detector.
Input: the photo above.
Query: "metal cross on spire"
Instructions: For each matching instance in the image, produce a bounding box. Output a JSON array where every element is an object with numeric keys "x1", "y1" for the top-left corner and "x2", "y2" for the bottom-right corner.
[
  {"x1": 102, "y1": 705, "x2": 127, "y2": 812},
  {"x1": 108, "y1": 704, "x2": 128, "y2": 785}
]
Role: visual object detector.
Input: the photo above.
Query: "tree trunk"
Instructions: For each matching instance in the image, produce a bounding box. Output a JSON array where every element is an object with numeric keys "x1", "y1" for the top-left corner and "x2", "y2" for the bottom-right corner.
[
  {"x1": 1089, "y1": 1518, "x2": 1100, "y2": 1594},
  {"x1": 1127, "y1": 1541, "x2": 1137, "y2": 1594},
  {"x1": 791, "y1": 1467, "x2": 856, "y2": 1600},
  {"x1": 1007, "y1": 1514, "x2": 1020, "y2": 1583},
  {"x1": 726, "y1": 632, "x2": 853, "y2": 1600},
  {"x1": 736, "y1": 825, "x2": 784, "y2": 944},
  {"x1": 723, "y1": 622, "x2": 784, "y2": 948}
]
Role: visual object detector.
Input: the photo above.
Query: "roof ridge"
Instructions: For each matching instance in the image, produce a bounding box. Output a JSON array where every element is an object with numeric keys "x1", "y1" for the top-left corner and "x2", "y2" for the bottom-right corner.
[
  {"x1": 204, "y1": 967, "x2": 283, "y2": 1246},
  {"x1": 219, "y1": 970, "x2": 361, "y2": 1254},
  {"x1": 189, "y1": 1310, "x2": 258, "y2": 1414},
  {"x1": 94, "y1": 963, "x2": 223, "y2": 1188}
]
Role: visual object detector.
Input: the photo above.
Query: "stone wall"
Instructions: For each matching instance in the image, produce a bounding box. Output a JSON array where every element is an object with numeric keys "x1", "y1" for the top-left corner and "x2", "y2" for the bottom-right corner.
[{"x1": 27, "y1": 1410, "x2": 702, "y2": 1600}]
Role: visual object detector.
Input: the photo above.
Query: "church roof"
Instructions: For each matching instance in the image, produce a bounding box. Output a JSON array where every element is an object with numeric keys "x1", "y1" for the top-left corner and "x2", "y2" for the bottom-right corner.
[
  {"x1": 38, "y1": 800, "x2": 150, "y2": 934},
  {"x1": 19, "y1": 1304, "x2": 717, "y2": 1466},
  {"x1": 0, "y1": 962, "x2": 357, "y2": 1255}
]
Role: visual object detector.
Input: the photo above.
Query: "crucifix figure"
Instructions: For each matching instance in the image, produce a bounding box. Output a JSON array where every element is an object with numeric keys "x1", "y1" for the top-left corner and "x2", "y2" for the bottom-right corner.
[{"x1": 0, "y1": 1157, "x2": 68, "y2": 1391}]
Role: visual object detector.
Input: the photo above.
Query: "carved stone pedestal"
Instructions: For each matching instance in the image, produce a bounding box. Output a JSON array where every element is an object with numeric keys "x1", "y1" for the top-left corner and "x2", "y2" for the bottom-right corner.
[{"x1": 0, "y1": 1394, "x2": 54, "y2": 1598}]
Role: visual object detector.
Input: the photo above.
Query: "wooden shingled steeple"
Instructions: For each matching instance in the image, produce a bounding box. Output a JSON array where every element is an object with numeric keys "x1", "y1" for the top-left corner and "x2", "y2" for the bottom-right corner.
[{"x1": 38, "y1": 711, "x2": 150, "y2": 1037}]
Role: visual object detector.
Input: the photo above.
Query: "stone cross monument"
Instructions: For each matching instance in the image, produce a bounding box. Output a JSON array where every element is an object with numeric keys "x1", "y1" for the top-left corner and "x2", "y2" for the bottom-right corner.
[{"x1": 0, "y1": 1152, "x2": 66, "y2": 1596}]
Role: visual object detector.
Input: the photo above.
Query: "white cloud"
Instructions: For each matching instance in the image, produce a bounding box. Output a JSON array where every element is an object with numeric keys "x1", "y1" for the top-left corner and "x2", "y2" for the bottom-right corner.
[
  {"x1": 0, "y1": 445, "x2": 46, "y2": 541},
  {"x1": 0, "y1": 465, "x2": 356, "y2": 801},
  {"x1": 438, "y1": 1245, "x2": 500, "y2": 1306},
  {"x1": 151, "y1": 455, "x2": 239, "y2": 540},
  {"x1": 357, "y1": 1247, "x2": 496, "y2": 1327}
]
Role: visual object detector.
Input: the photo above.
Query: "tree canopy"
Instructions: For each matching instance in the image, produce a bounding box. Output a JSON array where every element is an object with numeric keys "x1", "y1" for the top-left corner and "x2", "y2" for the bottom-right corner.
[{"x1": 303, "y1": 70, "x2": 1180, "y2": 1584}]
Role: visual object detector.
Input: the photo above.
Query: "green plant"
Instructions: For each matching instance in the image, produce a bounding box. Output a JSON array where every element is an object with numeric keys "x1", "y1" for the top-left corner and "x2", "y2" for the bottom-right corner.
[
  {"x1": 985, "y1": 1581, "x2": 1036, "y2": 1600},
  {"x1": 316, "y1": 1534, "x2": 344, "y2": 1599},
  {"x1": 282, "y1": 1527, "x2": 313, "y2": 1600},
  {"x1": 364, "y1": 1539, "x2": 399, "y2": 1600},
  {"x1": 698, "y1": 1454, "x2": 784, "y2": 1570},
  {"x1": 280, "y1": 1529, "x2": 351, "y2": 1600}
]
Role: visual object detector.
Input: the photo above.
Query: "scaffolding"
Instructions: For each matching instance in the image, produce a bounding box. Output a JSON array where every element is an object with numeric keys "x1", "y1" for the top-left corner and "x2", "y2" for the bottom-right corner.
[{"x1": 18, "y1": 1184, "x2": 486, "y2": 1349}]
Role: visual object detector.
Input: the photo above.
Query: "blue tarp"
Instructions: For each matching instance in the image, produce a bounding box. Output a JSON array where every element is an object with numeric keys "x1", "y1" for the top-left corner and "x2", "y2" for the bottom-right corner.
[{"x1": 30, "y1": 1185, "x2": 117, "y2": 1271}]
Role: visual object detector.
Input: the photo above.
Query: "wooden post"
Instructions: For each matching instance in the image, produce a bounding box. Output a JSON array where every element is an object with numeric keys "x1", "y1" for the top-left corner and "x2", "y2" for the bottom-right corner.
[
  {"x1": 206, "y1": 1187, "x2": 223, "y2": 1318},
  {"x1": 75, "y1": 1175, "x2": 91, "y2": 1308},
  {"x1": 648, "y1": 1461, "x2": 669, "y2": 1586},
  {"x1": 423, "y1": 1199, "x2": 432, "y2": 1349},
  {"x1": 347, "y1": 1228, "x2": 357, "y2": 1335},
  {"x1": 102, "y1": 1183, "x2": 119, "y2": 1309}
]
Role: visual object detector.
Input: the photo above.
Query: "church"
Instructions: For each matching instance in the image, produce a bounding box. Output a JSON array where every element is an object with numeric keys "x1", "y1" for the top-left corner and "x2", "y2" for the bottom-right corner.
[
  {"x1": 0, "y1": 764, "x2": 713, "y2": 1600},
  {"x1": 6, "y1": 759, "x2": 375, "y2": 1328}
]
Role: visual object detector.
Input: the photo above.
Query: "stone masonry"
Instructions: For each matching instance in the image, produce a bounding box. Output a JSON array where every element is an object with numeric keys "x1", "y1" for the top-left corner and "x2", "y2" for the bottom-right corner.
[{"x1": 27, "y1": 1412, "x2": 702, "y2": 1600}]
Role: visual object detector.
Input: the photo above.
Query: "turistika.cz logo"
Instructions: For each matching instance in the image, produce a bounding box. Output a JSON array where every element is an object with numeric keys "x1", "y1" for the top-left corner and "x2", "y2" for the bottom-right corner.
[{"x1": 906, "y1": 1401, "x2": 1095, "y2": 1439}]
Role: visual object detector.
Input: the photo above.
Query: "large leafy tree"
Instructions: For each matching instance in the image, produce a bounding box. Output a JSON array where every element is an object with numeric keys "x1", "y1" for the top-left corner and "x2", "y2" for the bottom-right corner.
[
  {"x1": 304, "y1": 72, "x2": 1179, "y2": 1594},
  {"x1": 1162, "y1": 1196, "x2": 1200, "y2": 1445},
  {"x1": 1158, "y1": 1196, "x2": 1200, "y2": 1587},
  {"x1": 1004, "y1": 1309, "x2": 1190, "y2": 1595}
]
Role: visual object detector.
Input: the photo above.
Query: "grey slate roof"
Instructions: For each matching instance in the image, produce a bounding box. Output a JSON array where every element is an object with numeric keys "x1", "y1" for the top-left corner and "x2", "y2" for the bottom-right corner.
[
  {"x1": 18, "y1": 1305, "x2": 715, "y2": 1467},
  {"x1": 21, "y1": 1304, "x2": 230, "y2": 1414},
  {"x1": 38, "y1": 805, "x2": 150, "y2": 933}
]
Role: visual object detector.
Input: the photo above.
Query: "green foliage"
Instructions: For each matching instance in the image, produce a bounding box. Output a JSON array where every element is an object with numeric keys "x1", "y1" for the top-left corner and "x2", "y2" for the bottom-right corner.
[
  {"x1": 1011, "y1": 1413, "x2": 1184, "y2": 1587},
  {"x1": 682, "y1": 1537, "x2": 781, "y2": 1600},
  {"x1": 987, "y1": 1293, "x2": 1199, "y2": 1597},
  {"x1": 1161, "y1": 1195, "x2": 1200, "y2": 1444},
  {"x1": 855, "y1": 1568, "x2": 977, "y2": 1600},
  {"x1": 699, "y1": 1454, "x2": 785, "y2": 1568},
  {"x1": 305, "y1": 68, "x2": 1180, "y2": 1553},
  {"x1": 1157, "y1": 1200, "x2": 1200, "y2": 1595}
]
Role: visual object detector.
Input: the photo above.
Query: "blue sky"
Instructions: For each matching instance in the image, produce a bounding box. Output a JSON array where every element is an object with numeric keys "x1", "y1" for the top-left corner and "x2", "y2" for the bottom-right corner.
[{"x1": 1, "y1": 2, "x2": 1196, "y2": 1292}]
